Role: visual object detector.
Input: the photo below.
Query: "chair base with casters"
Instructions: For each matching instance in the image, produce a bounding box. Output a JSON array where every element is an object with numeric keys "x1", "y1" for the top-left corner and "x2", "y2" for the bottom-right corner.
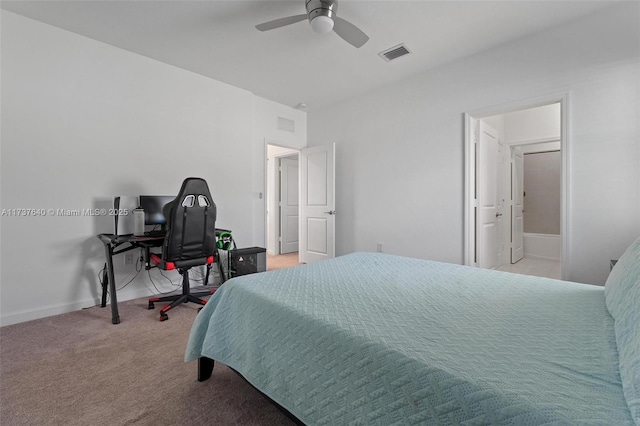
[{"x1": 147, "y1": 254, "x2": 217, "y2": 321}]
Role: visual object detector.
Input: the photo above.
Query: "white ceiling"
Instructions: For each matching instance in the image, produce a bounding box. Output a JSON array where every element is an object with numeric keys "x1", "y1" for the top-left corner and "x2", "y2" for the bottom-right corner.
[{"x1": 0, "y1": 0, "x2": 622, "y2": 110}]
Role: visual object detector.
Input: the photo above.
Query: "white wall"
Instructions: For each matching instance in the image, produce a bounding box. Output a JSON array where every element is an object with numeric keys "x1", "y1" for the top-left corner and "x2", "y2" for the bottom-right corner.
[
  {"x1": 0, "y1": 12, "x2": 304, "y2": 325},
  {"x1": 308, "y1": 3, "x2": 639, "y2": 285},
  {"x1": 504, "y1": 103, "x2": 561, "y2": 144},
  {"x1": 481, "y1": 115, "x2": 505, "y2": 138}
]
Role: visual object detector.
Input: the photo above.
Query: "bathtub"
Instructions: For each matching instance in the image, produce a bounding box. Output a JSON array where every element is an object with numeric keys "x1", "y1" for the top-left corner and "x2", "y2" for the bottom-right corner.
[{"x1": 523, "y1": 233, "x2": 561, "y2": 260}]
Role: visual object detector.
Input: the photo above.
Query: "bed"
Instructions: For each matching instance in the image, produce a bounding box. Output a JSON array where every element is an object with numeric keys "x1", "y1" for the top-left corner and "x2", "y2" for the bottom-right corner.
[{"x1": 185, "y1": 238, "x2": 640, "y2": 425}]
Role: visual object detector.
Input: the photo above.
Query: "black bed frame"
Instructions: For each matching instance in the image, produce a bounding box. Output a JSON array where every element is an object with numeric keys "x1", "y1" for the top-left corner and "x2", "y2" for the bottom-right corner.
[{"x1": 197, "y1": 356, "x2": 215, "y2": 381}]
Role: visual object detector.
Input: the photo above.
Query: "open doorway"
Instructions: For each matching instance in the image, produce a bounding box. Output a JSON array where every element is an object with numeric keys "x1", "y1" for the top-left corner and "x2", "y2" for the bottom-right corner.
[
  {"x1": 500, "y1": 141, "x2": 562, "y2": 278},
  {"x1": 465, "y1": 96, "x2": 568, "y2": 280},
  {"x1": 265, "y1": 142, "x2": 336, "y2": 267},
  {"x1": 266, "y1": 144, "x2": 300, "y2": 267}
]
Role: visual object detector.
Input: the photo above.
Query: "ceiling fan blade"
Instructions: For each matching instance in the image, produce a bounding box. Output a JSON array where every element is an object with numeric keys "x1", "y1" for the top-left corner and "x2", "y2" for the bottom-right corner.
[
  {"x1": 333, "y1": 16, "x2": 369, "y2": 48},
  {"x1": 255, "y1": 14, "x2": 308, "y2": 31}
]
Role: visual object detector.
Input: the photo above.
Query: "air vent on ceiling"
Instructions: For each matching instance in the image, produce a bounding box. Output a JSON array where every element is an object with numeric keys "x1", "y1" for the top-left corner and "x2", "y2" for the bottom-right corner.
[{"x1": 378, "y1": 44, "x2": 411, "y2": 62}]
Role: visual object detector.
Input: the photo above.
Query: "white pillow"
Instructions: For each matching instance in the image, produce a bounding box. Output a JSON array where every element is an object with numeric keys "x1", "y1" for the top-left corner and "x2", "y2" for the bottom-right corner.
[{"x1": 605, "y1": 236, "x2": 640, "y2": 425}]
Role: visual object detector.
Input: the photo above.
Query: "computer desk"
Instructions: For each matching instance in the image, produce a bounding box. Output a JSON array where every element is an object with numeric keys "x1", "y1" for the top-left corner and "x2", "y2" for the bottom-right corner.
[{"x1": 97, "y1": 230, "x2": 228, "y2": 324}]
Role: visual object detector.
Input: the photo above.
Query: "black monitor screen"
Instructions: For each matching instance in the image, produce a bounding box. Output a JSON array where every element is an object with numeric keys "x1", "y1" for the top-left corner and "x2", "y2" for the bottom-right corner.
[{"x1": 139, "y1": 195, "x2": 175, "y2": 226}]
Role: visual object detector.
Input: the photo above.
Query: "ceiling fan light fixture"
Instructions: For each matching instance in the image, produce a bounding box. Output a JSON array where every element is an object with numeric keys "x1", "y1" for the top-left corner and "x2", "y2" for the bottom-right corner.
[
  {"x1": 310, "y1": 15, "x2": 334, "y2": 34},
  {"x1": 256, "y1": 0, "x2": 368, "y2": 48}
]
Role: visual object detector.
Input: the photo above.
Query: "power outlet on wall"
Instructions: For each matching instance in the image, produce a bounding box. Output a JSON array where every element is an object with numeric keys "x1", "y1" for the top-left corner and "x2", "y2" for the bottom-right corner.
[
  {"x1": 376, "y1": 243, "x2": 383, "y2": 253},
  {"x1": 124, "y1": 253, "x2": 134, "y2": 265}
]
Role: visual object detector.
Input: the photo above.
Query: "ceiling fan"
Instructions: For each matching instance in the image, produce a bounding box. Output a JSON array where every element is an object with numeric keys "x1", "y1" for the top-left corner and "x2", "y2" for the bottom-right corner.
[{"x1": 255, "y1": 0, "x2": 369, "y2": 48}]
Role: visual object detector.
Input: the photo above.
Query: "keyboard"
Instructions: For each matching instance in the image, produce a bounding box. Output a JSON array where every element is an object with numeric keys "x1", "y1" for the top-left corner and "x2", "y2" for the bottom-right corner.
[{"x1": 144, "y1": 230, "x2": 166, "y2": 238}]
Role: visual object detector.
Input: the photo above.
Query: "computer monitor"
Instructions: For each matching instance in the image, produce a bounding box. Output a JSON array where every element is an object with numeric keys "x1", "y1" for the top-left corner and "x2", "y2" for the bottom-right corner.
[{"x1": 138, "y1": 195, "x2": 175, "y2": 226}]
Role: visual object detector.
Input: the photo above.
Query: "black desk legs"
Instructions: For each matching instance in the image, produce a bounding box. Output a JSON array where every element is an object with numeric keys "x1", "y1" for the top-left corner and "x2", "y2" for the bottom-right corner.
[
  {"x1": 202, "y1": 251, "x2": 227, "y2": 285},
  {"x1": 100, "y1": 263, "x2": 108, "y2": 308},
  {"x1": 102, "y1": 243, "x2": 120, "y2": 324},
  {"x1": 97, "y1": 232, "x2": 228, "y2": 324},
  {"x1": 214, "y1": 248, "x2": 227, "y2": 284}
]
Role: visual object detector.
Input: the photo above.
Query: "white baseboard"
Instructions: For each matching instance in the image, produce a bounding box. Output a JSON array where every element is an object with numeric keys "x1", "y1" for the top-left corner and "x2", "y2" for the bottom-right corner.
[{"x1": 0, "y1": 287, "x2": 155, "y2": 327}]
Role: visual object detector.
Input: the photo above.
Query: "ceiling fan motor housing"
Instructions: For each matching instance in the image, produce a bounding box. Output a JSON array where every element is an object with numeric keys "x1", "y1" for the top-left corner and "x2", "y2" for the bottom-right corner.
[{"x1": 306, "y1": 0, "x2": 337, "y2": 24}]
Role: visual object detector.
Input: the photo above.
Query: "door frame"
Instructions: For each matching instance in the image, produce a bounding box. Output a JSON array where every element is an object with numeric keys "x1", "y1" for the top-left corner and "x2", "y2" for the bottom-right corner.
[
  {"x1": 265, "y1": 141, "x2": 300, "y2": 256},
  {"x1": 464, "y1": 93, "x2": 570, "y2": 280}
]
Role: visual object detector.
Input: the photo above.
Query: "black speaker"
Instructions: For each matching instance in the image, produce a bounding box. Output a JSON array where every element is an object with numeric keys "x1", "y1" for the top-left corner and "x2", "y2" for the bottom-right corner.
[{"x1": 229, "y1": 247, "x2": 266, "y2": 277}]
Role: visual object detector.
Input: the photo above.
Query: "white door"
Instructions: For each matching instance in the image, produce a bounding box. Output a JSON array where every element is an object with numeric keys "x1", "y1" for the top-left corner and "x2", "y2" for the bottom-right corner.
[
  {"x1": 511, "y1": 148, "x2": 524, "y2": 263},
  {"x1": 477, "y1": 121, "x2": 503, "y2": 269},
  {"x1": 496, "y1": 137, "x2": 506, "y2": 266},
  {"x1": 280, "y1": 157, "x2": 299, "y2": 254},
  {"x1": 300, "y1": 143, "x2": 335, "y2": 263}
]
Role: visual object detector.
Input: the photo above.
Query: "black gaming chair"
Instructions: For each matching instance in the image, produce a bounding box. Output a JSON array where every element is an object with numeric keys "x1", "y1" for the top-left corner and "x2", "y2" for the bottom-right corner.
[{"x1": 147, "y1": 177, "x2": 218, "y2": 321}]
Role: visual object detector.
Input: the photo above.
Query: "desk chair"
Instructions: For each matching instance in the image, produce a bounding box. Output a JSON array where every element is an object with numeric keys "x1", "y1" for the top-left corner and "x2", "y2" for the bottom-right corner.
[{"x1": 147, "y1": 177, "x2": 218, "y2": 321}]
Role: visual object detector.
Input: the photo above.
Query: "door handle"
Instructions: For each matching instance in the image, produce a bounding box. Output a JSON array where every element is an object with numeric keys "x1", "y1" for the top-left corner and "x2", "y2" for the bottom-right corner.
[
  {"x1": 324, "y1": 210, "x2": 336, "y2": 215},
  {"x1": 496, "y1": 212, "x2": 503, "y2": 218}
]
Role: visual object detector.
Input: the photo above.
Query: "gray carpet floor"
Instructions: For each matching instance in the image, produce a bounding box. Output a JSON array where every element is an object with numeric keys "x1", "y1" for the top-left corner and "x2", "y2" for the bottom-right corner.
[{"x1": 0, "y1": 295, "x2": 298, "y2": 425}]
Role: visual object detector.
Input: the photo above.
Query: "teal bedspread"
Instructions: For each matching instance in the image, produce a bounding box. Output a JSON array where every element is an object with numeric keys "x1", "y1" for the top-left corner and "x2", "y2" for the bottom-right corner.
[{"x1": 185, "y1": 253, "x2": 633, "y2": 425}]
